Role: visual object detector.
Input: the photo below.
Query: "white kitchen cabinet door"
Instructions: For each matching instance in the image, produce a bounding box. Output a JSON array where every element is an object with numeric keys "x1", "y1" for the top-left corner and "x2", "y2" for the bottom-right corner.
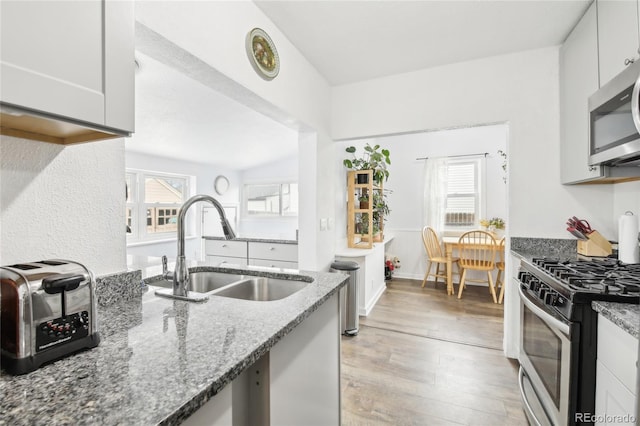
[
  {"x1": 205, "y1": 255, "x2": 248, "y2": 268},
  {"x1": 248, "y1": 242, "x2": 298, "y2": 262},
  {"x1": 595, "y1": 361, "x2": 636, "y2": 425},
  {"x1": 248, "y1": 258, "x2": 298, "y2": 270},
  {"x1": 595, "y1": 315, "x2": 638, "y2": 425},
  {"x1": 204, "y1": 240, "x2": 248, "y2": 258},
  {"x1": 0, "y1": 0, "x2": 134, "y2": 133},
  {"x1": 270, "y1": 293, "x2": 340, "y2": 426},
  {"x1": 560, "y1": 2, "x2": 604, "y2": 184},
  {"x1": 597, "y1": 0, "x2": 640, "y2": 87}
]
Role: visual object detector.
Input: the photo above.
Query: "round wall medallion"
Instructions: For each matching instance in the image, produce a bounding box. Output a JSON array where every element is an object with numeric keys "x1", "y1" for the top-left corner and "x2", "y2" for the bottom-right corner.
[
  {"x1": 214, "y1": 175, "x2": 230, "y2": 195},
  {"x1": 246, "y1": 28, "x2": 280, "y2": 80}
]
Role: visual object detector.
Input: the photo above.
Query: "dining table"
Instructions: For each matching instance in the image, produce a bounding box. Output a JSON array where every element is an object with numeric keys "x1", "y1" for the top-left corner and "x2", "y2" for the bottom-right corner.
[{"x1": 441, "y1": 235, "x2": 505, "y2": 296}]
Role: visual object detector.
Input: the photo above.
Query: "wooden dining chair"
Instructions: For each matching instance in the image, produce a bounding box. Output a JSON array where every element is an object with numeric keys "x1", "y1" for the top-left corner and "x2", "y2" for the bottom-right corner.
[
  {"x1": 421, "y1": 226, "x2": 460, "y2": 290},
  {"x1": 457, "y1": 230, "x2": 498, "y2": 303},
  {"x1": 495, "y1": 237, "x2": 506, "y2": 304}
]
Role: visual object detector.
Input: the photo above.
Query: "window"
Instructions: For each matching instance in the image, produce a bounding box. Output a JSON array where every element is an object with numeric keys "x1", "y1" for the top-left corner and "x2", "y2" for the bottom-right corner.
[
  {"x1": 444, "y1": 159, "x2": 483, "y2": 228},
  {"x1": 126, "y1": 170, "x2": 191, "y2": 242},
  {"x1": 243, "y1": 183, "x2": 298, "y2": 217}
]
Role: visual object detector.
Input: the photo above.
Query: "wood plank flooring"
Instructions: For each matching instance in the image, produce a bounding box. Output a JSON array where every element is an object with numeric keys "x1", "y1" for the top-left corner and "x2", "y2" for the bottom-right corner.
[{"x1": 341, "y1": 278, "x2": 527, "y2": 426}]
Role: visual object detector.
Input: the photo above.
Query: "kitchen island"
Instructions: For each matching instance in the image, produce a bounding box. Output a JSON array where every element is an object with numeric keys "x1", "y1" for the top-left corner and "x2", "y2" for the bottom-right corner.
[{"x1": 0, "y1": 265, "x2": 348, "y2": 425}]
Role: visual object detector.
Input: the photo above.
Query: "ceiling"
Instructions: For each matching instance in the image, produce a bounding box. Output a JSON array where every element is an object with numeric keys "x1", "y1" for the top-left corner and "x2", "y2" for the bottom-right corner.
[
  {"x1": 255, "y1": 0, "x2": 591, "y2": 85},
  {"x1": 128, "y1": 1, "x2": 590, "y2": 168},
  {"x1": 125, "y1": 52, "x2": 298, "y2": 171}
]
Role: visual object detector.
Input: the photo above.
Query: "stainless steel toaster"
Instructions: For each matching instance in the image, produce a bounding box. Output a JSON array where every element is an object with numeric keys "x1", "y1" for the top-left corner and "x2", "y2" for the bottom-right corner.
[{"x1": 0, "y1": 259, "x2": 100, "y2": 375}]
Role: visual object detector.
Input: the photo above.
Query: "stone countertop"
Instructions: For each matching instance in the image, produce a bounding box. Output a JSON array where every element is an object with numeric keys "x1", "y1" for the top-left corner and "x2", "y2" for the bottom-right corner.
[
  {"x1": 510, "y1": 237, "x2": 579, "y2": 262},
  {"x1": 202, "y1": 235, "x2": 297, "y2": 245},
  {"x1": 0, "y1": 266, "x2": 348, "y2": 425},
  {"x1": 592, "y1": 301, "x2": 640, "y2": 339}
]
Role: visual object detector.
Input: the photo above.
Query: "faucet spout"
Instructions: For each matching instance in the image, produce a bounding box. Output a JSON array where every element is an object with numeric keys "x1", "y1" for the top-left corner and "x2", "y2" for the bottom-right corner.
[{"x1": 173, "y1": 194, "x2": 236, "y2": 297}]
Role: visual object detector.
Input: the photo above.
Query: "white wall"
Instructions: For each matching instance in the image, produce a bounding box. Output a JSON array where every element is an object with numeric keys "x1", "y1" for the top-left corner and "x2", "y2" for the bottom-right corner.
[
  {"x1": 613, "y1": 180, "x2": 640, "y2": 241},
  {"x1": 0, "y1": 136, "x2": 126, "y2": 275},
  {"x1": 331, "y1": 46, "x2": 620, "y2": 240},
  {"x1": 335, "y1": 124, "x2": 508, "y2": 280},
  {"x1": 136, "y1": 1, "x2": 334, "y2": 271},
  {"x1": 238, "y1": 154, "x2": 298, "y2": 240}
]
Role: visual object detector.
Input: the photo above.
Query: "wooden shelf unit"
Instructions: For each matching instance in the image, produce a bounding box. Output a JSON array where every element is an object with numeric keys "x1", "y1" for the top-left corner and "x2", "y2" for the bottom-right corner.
[{"x1": 347, "y1": 170, "x2": 384, "y2": 249}]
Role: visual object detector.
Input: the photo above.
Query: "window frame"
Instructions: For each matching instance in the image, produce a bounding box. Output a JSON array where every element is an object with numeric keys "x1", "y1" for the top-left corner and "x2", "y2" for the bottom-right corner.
[
  {"x1": 126, "y1": 169, "x2": 193, "y2": 244},
  {"x1": 443, "y1": 158, "x2": 485, "y2": 231}
]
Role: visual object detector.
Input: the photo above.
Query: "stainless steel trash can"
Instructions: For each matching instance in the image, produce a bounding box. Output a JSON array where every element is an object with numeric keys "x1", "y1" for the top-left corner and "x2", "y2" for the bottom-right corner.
[{"x1": 331, "y1": 260, "x2": 360, "y2": 336}]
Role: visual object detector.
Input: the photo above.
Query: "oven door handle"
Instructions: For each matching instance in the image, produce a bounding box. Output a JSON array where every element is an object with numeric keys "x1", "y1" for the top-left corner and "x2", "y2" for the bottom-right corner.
[
  {"x1": 518, "y1": 285, "x2": 570, "y2": 336},
  {"x1": 519, "y1": 367, "x2": 545, "y2": 426}
]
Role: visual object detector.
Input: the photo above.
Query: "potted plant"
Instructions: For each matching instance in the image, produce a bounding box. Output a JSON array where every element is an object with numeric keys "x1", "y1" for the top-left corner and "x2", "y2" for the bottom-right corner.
[
  {"x1": 480, "y1": 217, "x2": 505, "y2": 238},
  {"x1": 372, "y1": 191, "x2": 390, "y2": 241},
  {"x1": 343, "y1": 143, "x2": 391, "y2": 185},
  {"x1": 358, "y1": 213, "x2": 370, "y2": 240},
  {"x1": 359, "y1": 194, "x2": 370, "y2": 209},
  {"x1": 489, "y1": 217, "x2": 505, "y2": 231}
]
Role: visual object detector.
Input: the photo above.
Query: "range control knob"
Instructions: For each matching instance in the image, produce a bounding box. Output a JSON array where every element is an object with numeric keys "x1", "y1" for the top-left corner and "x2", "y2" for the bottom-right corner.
[
  {"x1": 538, "y1": 284, "x2": 548, "y2": 300},
  {"x1": 544, "y1": 292, "x2": 558, "y2": 306}
]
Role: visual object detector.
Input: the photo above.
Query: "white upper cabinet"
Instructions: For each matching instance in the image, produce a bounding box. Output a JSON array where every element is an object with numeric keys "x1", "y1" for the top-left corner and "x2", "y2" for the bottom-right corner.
[
  {"x1": 597, "y1": 0, "x2": 640, "y2": 87},
  {"x1": 560, "y1": 2, "x2": 603, "y2": 184},
  {"x1": 0, "y1": 0, "x2": 134, "y2": 144}
]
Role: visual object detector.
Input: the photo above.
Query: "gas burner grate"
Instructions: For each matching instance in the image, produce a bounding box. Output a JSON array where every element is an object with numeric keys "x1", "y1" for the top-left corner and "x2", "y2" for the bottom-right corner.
[{"x1": 531, "y1": 257, "x2": 640, "y2": 296}]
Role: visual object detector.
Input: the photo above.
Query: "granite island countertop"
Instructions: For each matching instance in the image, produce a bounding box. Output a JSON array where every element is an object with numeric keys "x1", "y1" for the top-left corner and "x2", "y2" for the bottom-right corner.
[{"x1": 0, "y1": 265, "x2": 348, "y2": 425}]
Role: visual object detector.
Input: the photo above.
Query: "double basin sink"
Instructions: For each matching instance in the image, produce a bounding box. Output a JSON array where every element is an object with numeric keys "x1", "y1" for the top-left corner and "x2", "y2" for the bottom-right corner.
[{"x1": 149, "y1": 270, "x2": 311, "y2": 302}]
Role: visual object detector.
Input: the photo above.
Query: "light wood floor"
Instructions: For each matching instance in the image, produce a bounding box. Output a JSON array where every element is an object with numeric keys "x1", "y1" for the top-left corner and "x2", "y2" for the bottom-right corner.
[{"x1": 340, "y1": 278, "x2": 527, "y2": 426}]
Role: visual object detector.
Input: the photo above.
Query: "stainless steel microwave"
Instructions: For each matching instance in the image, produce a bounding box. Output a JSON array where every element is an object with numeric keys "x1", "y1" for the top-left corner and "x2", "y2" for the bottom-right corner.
[{"x1": 589, "y1": 60, "x2": 640, "y2": 166}]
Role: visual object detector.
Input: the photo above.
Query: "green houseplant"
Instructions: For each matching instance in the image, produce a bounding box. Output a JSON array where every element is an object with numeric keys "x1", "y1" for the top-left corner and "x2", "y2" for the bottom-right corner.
[
  {"x1": 343, "y1": 143, "x2": 391, "y2": 184},
  {"x1": 372, "y1": 191, "x2": 390, "y2": 241}
]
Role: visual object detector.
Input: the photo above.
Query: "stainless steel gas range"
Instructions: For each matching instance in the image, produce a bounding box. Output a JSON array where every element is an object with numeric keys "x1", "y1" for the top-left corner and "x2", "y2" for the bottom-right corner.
[{"x1": 517, "y1": 257, "x2": 640, "y2": 426}]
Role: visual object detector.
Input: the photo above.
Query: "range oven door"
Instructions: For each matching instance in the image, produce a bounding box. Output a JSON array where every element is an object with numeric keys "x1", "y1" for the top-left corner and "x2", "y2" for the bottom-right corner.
[{"x1": 518, "y1": 285, "x2": 574, "y2": 426}]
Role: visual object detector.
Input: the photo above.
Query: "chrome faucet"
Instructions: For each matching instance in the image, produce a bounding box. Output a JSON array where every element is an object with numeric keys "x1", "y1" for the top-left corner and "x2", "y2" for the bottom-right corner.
[{"x1": 172, "y1": 194, "x2": 236, "y2": 297}]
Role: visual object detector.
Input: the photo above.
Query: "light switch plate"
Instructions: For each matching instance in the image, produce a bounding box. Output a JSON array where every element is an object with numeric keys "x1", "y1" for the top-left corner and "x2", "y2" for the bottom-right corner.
[{"x1": 320, "y1": 218, "x2": 328, "y2": 231}]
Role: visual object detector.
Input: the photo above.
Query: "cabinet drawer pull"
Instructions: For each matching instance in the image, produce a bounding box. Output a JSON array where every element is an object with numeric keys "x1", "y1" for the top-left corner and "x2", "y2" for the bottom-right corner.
[{"x1": 270, "y1": 247, "x2": 275, "y2": 251}]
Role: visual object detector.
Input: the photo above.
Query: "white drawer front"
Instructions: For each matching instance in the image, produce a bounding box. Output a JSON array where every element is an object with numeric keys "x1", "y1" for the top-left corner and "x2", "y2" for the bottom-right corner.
[
  {"x1": 249, "y1": 258, "x2": 298, "y2": 270},
  {"x1": 597, "y1": 315, "x2": 638, "y2": 393},
  {"x1": 204, "y1": 240, "x2": 247, "y2": 258},
  {"x1": 206, "y1": 255, "x2": 248, "y2": 268},
  {"x1": 249, "y1": 242, "x2": 298, "y2": 262}
]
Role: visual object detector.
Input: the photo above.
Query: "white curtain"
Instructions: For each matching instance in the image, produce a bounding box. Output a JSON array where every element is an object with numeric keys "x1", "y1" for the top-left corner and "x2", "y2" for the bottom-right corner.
[{"x1": 423, "y1": 157, "x2": 448, "y2": 234}]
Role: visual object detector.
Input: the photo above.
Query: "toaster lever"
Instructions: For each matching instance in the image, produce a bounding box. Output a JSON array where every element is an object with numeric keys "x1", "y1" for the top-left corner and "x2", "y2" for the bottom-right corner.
[{"x1": 42, "y1": 274, "x2": 84, "y2": 294}]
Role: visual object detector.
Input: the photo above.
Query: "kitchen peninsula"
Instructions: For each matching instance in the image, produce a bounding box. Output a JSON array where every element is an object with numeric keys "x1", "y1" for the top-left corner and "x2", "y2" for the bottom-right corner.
[{"x1": 0, "y1": 265, "x2": 347, "y2": 425}]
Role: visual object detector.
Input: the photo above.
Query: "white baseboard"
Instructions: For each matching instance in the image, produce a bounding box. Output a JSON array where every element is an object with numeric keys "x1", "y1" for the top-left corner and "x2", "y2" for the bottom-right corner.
[{"x1": 359, "y1": 283, "x2": 386, "y2": 316}]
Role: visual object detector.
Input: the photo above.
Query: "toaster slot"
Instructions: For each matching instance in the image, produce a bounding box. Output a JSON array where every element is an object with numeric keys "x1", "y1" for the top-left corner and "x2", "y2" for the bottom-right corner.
[
  {"x1": 8, "y1": 264, "x2": 41, "y2": 270},
  {"x1": 38, "y1": 260, "x2": 68, "y2": 266}
]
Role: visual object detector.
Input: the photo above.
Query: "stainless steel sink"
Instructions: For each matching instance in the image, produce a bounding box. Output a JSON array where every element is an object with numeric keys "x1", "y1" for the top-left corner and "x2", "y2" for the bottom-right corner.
[
  {"x1": 149, "y1": 270, "x2": 310, "y2": 302},
  {"x1": 190, "y1": 271, "x2": 245, "y2": 292},
  {"x1": 212, "y1": 277, "x2": 309, "y2": 301},
  {"x1": 150, "y1": 271, "x2": 242, "y2": 292}
]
